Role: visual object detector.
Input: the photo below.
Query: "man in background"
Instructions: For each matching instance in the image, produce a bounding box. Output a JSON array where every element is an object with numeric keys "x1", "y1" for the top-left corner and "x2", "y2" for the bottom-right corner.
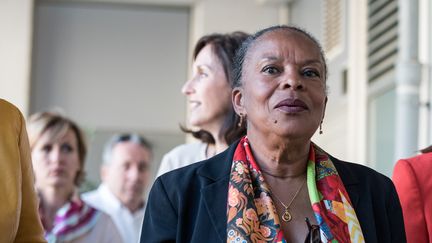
[{"x1": 83, "y1": 133, "x2": 152, "y2": 243}]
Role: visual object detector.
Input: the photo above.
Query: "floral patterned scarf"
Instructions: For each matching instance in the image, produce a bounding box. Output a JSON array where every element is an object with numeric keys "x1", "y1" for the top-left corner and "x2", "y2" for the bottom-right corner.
[
  {"x1": 227, "y1": 136, "x2": 364, "y2": 242},
  {"x1": 40, "y1": 197, "x2": 101, "y2": 243}
]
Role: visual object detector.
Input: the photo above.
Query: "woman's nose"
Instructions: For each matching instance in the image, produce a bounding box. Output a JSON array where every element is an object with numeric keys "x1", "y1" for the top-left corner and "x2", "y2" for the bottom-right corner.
[
  {"x1": 280, "y1": 72, "x2": 304, "y2": 90},
  {"x1": 181, "y1": 78, "x2": 195, "y2": 95},
  {"x1": 49, "y1": 147, "x2": 63, "y2": 164}
]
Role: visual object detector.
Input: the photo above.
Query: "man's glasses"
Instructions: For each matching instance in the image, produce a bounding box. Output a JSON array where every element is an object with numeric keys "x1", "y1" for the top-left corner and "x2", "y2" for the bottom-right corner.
[
  {"x1": 113, "y1": 133, "x2": 152, "y2": 149},
  {"x1": 304, "y1": 217, "x2": 321, "y2": 243}
]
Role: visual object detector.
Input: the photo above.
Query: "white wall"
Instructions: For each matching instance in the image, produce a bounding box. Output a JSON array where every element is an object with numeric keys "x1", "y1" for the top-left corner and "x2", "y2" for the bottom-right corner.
[
  {"x1": 0, "y1": 0, "x2": 33, "y2": 114},
  {"x1": 31, "y1": 2, "x2": 189, "y2": 132},
  {"x1": 346, "y1": 0, "x2": 368, "y2": 165},
  {"x1": 191, "y1": 0, "x2": 282, "y2": 42},
  {"x1": 31, "y1": 1, "x2": 190, "y2": 184}
]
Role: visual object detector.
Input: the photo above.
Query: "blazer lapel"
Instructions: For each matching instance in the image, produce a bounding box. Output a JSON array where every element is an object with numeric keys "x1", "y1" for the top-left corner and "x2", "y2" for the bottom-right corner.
[
  {"x1": 344, "y1": 183, "x2": 360, "y2": 209},
  {"x1": 198, "y1": 142, "x2": 238, "y2": 242},
  {"x1": 202, "y1": 176, "x2": 229, "y2": 242},
  {"x1": 332, "y1": 157, "x2": 360, "y2": 210}
]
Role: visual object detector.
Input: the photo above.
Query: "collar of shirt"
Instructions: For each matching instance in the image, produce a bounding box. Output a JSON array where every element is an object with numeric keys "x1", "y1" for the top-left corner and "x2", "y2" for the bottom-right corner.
[{"x1": 96, "y1": 184, "x2": 145, "y2": 218}]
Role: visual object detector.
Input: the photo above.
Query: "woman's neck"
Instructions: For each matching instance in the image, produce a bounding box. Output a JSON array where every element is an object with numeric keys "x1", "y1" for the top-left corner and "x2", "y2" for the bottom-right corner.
[
  {"x1": 246, "y1": 132, "x2": 311, "y2": 177},
  {"x1": 39, "y1": 187, "x2": 73, "y2": 230},
  {"x1": 206, "y1": 137, "x2": 228, "y2": 158},
  {"x1": 206, "y1": 133, "x2": 228, "y2": 158},
  {"x1": 204, "y1": 125, "x2": 229, "y2": 158}
]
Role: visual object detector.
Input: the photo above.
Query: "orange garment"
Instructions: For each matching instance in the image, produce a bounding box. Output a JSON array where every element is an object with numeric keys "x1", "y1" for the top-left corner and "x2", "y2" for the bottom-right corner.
[
  {"x1": 0, "y1": 99, "x2": 46, "y2": 242},
  {"x1": 393, "y1": 152, "x2": 432, "y2": 243}
]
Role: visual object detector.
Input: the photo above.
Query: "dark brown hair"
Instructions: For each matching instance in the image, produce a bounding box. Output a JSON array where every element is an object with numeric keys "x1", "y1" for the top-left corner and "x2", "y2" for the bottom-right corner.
[
  {"x1": 420, "y1": 145, "x2": 432, "y2": 153},
  {"x1": 182, "y1": 31, "x2": 249, "y2": 144}
]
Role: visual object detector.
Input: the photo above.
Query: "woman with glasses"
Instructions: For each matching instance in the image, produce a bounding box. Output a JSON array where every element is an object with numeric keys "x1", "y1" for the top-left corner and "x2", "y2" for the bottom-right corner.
[
  {"x1": 141, "y1": 26, "x2": 406, "y2": 242},
  {"x1": 156, "y1": 31, "x2": 249, "y2": 177},
  {"x1": 28, "y1": 112, "x2": 122, "y2": 243}
]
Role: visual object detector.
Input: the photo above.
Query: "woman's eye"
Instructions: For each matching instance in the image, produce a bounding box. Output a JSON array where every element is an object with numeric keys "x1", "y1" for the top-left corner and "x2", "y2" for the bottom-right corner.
[
  {"x1": 199, "y1": 72, "x2": 208, "y2": 78},
  {"x1": 42, "y1": 145, "x2": 52, "y2": 153},
  {"x1": 123, "y1": 163, "x2": 131, "y2": 171},
  {"x1": 262, "y1": 66, "x2": 280, "y2": 75},
  {"x1": 303, "y1": 69, "x2": 320, "y2": 78},
  {"x1": 60, "y1": 144, "x2": 73, "y2": 153},
  {"x1": 194, "y1": 70, "x2": 208, "y2": 80}
]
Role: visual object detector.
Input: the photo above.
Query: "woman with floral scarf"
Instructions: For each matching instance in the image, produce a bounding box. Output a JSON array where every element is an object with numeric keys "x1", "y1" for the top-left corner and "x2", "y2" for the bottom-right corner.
[{"x1": 141, "y1": 25, "x2": 406, "y2": 243}]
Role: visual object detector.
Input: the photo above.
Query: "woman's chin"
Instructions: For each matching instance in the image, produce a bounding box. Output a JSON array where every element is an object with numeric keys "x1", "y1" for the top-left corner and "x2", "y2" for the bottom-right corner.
[
  {"x1": 268, "y1": 127, "x2": 316, "y2": 141},
  {"x1": 188, "y1": 119, "x2": 210, "y2": 131},
  {"x1": 47, "y1": 178, "x2": 74, "y2": 189}
]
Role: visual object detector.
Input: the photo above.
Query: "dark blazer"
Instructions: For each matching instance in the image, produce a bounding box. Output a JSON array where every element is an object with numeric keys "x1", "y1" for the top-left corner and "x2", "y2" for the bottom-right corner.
[{"x1": 141, "y1": 142, "x2": 406, "y2": 243}]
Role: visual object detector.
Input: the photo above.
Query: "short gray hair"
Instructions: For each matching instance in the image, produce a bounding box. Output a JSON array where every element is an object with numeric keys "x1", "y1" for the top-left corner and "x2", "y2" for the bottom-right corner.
[{"x1": 102, "y1": 133, "x2": 152, "y2": 165}]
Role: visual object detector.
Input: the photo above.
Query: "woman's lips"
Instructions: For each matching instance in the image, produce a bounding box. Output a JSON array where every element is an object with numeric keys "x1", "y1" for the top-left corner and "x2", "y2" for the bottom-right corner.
[
  {"x1": 188, "y1": 101, "x2": 201, "y2": 109},
  {"x1": 275, "y1": 98, "x2": 308, "y2": 113},
  {"x1": 49, "y1": 168, "x2": 65, "y2": 176}
]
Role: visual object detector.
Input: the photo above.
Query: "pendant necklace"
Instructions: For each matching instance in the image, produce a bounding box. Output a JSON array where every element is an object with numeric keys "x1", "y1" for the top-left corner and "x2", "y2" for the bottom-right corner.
[{"x1": 271, "y1": 177, "x2": 306, "y2": 222}]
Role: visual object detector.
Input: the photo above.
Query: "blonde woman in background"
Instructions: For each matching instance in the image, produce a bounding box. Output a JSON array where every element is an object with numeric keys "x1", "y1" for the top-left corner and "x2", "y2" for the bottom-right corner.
[
  {"x1": 28, "y1": 112, "x2": 122, "y2": 243},
  {"x1": 0, "y1": 99, "x2": 46, "y2": 243}
]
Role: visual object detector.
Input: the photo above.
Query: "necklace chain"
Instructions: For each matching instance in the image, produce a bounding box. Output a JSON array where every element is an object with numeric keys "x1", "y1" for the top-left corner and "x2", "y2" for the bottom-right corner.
[
  {"x1": 261, "y1": 169, "x2": 305, "y2": 179},
  {"x1": 271, "y1": 177, "x2": 306, "y2": 222}
]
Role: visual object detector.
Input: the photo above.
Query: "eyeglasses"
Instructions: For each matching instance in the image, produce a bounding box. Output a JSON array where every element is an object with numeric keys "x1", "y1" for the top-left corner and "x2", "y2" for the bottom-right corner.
[
  {"x1": 113, "y1": 133, "x2": 151, "y2": 149},
  {"x1": 304, "y1": 217, "x2": 321, "y2": 243}
]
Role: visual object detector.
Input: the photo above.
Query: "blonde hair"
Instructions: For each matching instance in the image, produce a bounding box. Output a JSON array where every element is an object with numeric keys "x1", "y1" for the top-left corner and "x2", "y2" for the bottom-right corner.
[{"x1": 27, "y1": 112, "x2": 87, "y2": 186}]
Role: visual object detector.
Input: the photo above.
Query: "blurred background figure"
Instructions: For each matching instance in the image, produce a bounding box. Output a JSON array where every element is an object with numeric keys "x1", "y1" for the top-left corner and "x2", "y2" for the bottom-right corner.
[
  {"x1": 393, "y1": 145, "x2": 432, "y2": 243},
  {"x1": 156, "y1": 31, "x2": 249, "y2": 177},
  {"x1": 82, "y1": 133, "x2": 152, "y2": 243},
  {"x1": 28, "y1": 112, "x2": 122, "y2": 243},
  {"x1": 0, "y1": 99, "x2": 46, "y2": 243}
]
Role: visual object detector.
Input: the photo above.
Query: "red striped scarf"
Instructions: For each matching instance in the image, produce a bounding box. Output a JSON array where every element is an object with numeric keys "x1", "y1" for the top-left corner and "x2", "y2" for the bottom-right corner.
[{"x1": 40, "y1": 198, "x2": 101, "y2": 243}]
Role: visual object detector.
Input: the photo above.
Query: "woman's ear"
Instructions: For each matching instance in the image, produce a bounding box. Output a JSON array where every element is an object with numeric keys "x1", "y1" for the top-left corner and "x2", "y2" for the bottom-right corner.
[{"x1": 232, "y1": 87, "x2": 245, "y2": 116}]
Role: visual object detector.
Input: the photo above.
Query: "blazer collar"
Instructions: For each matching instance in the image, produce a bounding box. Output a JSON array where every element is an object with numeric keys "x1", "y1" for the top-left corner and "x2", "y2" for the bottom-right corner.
[
  {"x1": 197, "y1": 141, "x2": 238, "y2": 181},
  {"x1": 198, "y1": 141, "x2": 238, "y2": 241}
]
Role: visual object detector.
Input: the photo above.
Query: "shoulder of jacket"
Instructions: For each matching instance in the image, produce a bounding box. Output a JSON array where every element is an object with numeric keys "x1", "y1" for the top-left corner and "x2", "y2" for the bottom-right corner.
[{"x1": 0, "y1": 99, "x2": 21, "y2": 119}]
